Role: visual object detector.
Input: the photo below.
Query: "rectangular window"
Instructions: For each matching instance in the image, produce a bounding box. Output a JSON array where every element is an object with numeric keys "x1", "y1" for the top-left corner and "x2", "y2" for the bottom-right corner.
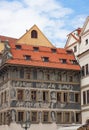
[
  {"x1": 42, "y1": 91, "x2": 49, "y2": 102},
  {"x1": 19, "y1": 69, "x2": 24, "y2": 78},
  {"x1": 74, "y1": 46, "x2": 77, "y2": 52},
  {"x1": 57, "y1": 92, "x2": 61, "y2": 102},
  {"x1": 15, "y1": 45, "x2": 21, "y2": 49},
  {"x1": 75, "y1": 93, "x2": 80, "y2": 103},
  {"x1": 18, "y1": 112, "x2": 24, "y2": 122},
  {"x1": 25, "y1": 71, "x2": 30, "y2": 79},
  {"x1": 17, "y1": 90, "x2": 24, "y2": 101},
  {"x1": 31, "y1": 111, "x2": 38, "y2": 122},
  {"x1": 85, "y1": 39, "x2": 88, "y2": 45},
  {"x1": 63, "y1": 92, "x2": 68, "y2": 102},
  {"x1": 60, "y1": 59, "x2": 67, "y2": 64},
  {"x1": 75, "y1": 112, "x2": 81, "y2": 123},
  {"x1": 33, "y1": 47, "x2": 39, "y2": 51},
  {"x1": 56, "y1": 112, "x2": 62, "y2": 123},
  {"x1": 64, "y1": 112, "x2": 70, "y2": 123},
  {"x1": 87, "y1": 90, "x2": 89, "y2": 104},
  {"x1": 51, "y1": 48, "x2": 56, "y2": 53},
  {"x1": 43, "y1": 112, "x2": 49, "y2": 123},
  {"x1": 42, "y1": 57, "x2": 49, "y2": 62},
  {"x1": 1, "y1": 93, "x2": 3, "y2": 104},
  {"x1": 83, "y1": 91, "x2": 86, "y2": 105},
  {"x1": 24, "y1": 55, "x2": 31, "y2": 60},
  {"x1": 31, "y1": 90, "x2": 37, "y2": 101},
  {"x1": 86, "y1": 64, "x2": 88, "y2": 75},
  {"x1": 82, "y1": 66, "x2": 85, "y2": 77},
  {"x1": 69, "y1": 75, "x2": 73, "y2": 82}
]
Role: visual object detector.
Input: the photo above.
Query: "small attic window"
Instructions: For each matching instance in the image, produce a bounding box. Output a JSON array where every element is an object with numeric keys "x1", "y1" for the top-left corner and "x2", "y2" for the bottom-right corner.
[
  {"x1": 42, "y1": 57, "x2": 49, "y2": 62},
  {"x1": 15, "y1": 45, "x2": 21, "y2": 50},
  {"x1": 24, "y1": 55, "x2": 31, "y2": 60},
  {"x1": 51, "y1": 48, "x2": 56, "y2": 53},
  {"x1": 60, "y1": 59, "x2": 67, "y2": 64},
  {"x1": 31, "y1": 30, "x2": 38, "y2": 38},
  {"x1": 70, "y1": 60, "x2": 78, "y2": 65},
  {"x1": 66, "y1": 50, "x2": 72, "y2": 54},
  {"x1": 33, "y1": 47, "x2": 39, "y2": 51}
]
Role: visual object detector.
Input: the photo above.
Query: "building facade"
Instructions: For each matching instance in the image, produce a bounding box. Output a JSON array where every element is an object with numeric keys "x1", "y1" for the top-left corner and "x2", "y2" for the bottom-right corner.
[
  {"x1": 65, "y1": 16, "x2": 89, "y2": 124},
  {"x1": 0, "y1": 25, "x2": 81, "y2": 130}
]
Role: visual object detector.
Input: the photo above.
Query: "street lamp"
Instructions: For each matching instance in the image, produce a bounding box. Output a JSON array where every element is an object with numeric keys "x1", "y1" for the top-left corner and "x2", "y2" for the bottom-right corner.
[{"x1": 21, "y1": 120, "x2": 31, "y2": 130}]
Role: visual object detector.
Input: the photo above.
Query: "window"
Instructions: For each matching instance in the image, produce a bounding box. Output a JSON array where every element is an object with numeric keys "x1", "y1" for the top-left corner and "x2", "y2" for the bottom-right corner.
[
  {"x1": 1, "y1": 93, "x2": 3, "y2": 104},
  {"x1": 15, "y1": 45, "x2": 21, "y2": 50},
  {"x1": 75, "y1": 93, "x2": 80, "y2": 103},
  {"x1": 33, "y1": 47, "x2": 39, "y2": 51},
  {"x1": 19, "y1": 68, "x2": 24, "y2": 78},
  {"x1": 42, "y1": 91, "x2": 49, "y2": 102},
  {"x1": 25, "y1": 72, "x2": 30, "y2": 79},
  {"x1": 24, "y1": 55, "x2": 31, "y2": 60},
  {"x1": 31, "y1": 111, "x2": 38, "y2": 122},
  {"x1": 87, "y1": 90, "x2": 89, "y2": 104},
  {"x1": 18, "y1": 112, "x2": 24, "y2": 122},
  {"x1": 83, "y1": 91, "x2": 86, "y2": 105},
  {"x1": 42, "y1": 57, "x2": 49, "y2": 62},
  {"x1": 46, "y1": 74, "x2": 50, "y2": 80},
  {"x1": 86, "y1": 64, "x2": 88, "y2": 75},
  {"x1": 66, "y1": 50, "x2": 72, "y2": 54},
  {"x1": 31, "y1": 90, "x2": 37, "y2": 101},
  {"x1": 60, "y1": 59, "x2": 67, "y2": 64},
  {"x1": 43, "y1": 112, "x2": 49, "y2": 123},
  {"x1": 85, "y1": 39, "x2": 88, "y2": 45},
  {"x1": 4, "y1": 91, "x2": 6, "y2": 103},
  {"x1": 56, "y1": 112, "x2": 62, "y2": 123},
  {"x1": 69, "y1": 75, "x2": 73, "y2": 82},
  {"x1": 74, "y1": 46, "x2": 77, "y2": 52},
  {"x1": 17, "y1": 90, "x2": 24, "y2": 101},
  {"x1": 57, "y1": 92, "x2": 61, "y2": 102},
  {"x1": 75, "y1": 112, "x2": 80, "y2": 123},
  {"x1": 82, "y1": 66, "x2": 85, "y2": 77},
  {"x1": 51, "y1": 48, "x2": 56, "y2": 53},
  {"x1": 64, "y1": 112, "x2": 70, "y2": 123},
  {"x1": 70, "y1": 60, "x2": 78, "y2": 65},
  {"x1": 31, "y1": 30, "x2": 37, "y2": 38},
  {"x1": 63, "y1": 92, "x2": 68, "y2": 102}
]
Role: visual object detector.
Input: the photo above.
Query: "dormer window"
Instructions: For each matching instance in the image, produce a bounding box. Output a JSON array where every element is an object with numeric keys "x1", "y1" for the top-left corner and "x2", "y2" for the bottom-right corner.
[
  {"x1": 60, "y1": 59, "x2": 67, "y2": 64},
  {"x1": 31, "y1": 30, "x2": 38, "y2": 38},
  {"x1": 85, "y1": 39, "x2": 88, "y2": 45},
  {"x1": 33, "y1": 47, "x2": 39, "y2": 51},
  {"x1": 66, "y1": 50, "x2": 72, "y2": 54},
  {"x1": 15, "y1": 45, "x2": 21, "y2": 50},
  {"x1": 42, "y1": 57, "x2": 49, "y2": 62},
  {"x1": 24, "y1": 55, "x2": 31, "y2": 60},
  {"x1": 51, "y1": 48, "x2": 56, "y2": 53},
  {"x1": 70, "y1": 60, "x2": 78, "y2": 65}
]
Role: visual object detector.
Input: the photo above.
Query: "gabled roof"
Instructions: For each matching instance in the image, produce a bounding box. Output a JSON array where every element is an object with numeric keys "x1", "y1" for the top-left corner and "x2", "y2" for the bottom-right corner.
[
  {"x1": 65, "y1": 28, "x2": 81, "y2": 48},
  {"x1": 16, "y1": 25, "x2": 54, "y2": 47},
  {"x1": 80, "y1": 16, "x2": 89, "y2": 36},
  {"x1": 4, "y1": 43, "x2": 80, "y2": 71}
]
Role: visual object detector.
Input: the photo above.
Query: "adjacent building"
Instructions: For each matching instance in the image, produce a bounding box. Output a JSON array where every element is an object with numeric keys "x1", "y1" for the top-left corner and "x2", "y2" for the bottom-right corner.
[
  {"x1": 65, "y1": 16, "x2": 89, "y2": 124},
  {"x1": 0, "y1": 25, "x2": 81, "y2": 130}
]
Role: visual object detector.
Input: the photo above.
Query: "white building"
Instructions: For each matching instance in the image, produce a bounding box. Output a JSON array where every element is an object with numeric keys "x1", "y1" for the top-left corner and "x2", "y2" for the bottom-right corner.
[{"x1": 65, "y1": 16, "x2": 89, "y2": 124}]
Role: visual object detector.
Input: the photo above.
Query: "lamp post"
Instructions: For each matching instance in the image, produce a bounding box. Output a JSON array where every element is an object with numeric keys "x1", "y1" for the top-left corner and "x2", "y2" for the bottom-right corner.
[{"x1": 21, "y1": 120, "x2": 31, "y2": 130}]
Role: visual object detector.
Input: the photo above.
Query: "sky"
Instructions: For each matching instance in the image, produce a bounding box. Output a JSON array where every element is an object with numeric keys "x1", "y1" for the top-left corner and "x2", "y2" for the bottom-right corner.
[{"x1": 0, "y1": 0, "x2": 89, "y2": 47}]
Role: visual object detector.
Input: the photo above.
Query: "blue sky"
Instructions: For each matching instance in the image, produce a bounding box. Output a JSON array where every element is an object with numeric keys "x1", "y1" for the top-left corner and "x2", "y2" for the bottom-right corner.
[{"x1": 0, "y1": 0, "x2": 88, "y2": 47}]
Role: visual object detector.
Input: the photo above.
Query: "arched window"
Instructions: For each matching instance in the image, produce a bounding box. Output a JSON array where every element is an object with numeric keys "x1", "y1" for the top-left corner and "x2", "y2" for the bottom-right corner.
[{"x1": 31, "y1": 30, "x2": 38, "y2": 38}]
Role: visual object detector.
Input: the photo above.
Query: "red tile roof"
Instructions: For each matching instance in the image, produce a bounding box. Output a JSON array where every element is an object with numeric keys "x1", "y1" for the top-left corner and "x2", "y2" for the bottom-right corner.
[
  {"x1": 0, "y1": 35, "x2": 17, "y2": 43},
  {"x1": 5, "y1": 43, "x2": 80, "y2": 71}
]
